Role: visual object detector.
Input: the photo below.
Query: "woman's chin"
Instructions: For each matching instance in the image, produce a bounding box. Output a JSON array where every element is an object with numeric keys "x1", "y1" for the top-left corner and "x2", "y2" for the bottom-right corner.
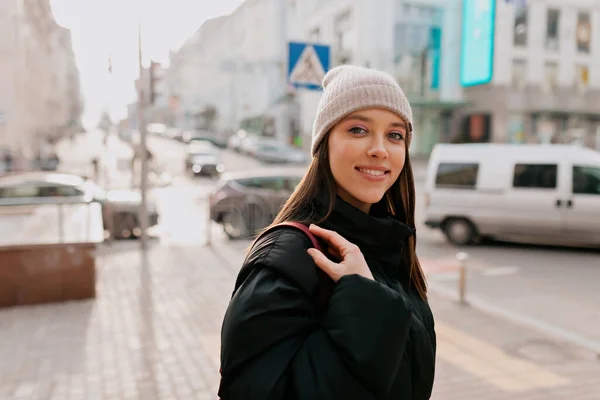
[{"x1": 350, "y1": 191, "x2": 386, "y2": 207}]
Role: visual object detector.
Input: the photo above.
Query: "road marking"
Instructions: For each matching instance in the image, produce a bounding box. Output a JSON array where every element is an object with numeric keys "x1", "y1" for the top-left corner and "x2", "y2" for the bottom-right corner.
[{"x1": 437, "y1": 322, "x2": 570, "y2": 392}]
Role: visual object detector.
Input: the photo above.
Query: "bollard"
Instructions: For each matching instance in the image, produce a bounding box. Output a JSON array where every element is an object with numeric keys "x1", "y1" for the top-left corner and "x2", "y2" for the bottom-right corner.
[{"x1": 456, "y1": 252, "x2": 469, "y2": 305}]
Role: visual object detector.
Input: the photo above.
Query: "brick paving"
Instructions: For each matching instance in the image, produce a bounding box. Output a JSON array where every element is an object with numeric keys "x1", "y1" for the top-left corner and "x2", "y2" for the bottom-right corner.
[{"x1": 0, "y1": 239, "x2": 599, "y2": 399}]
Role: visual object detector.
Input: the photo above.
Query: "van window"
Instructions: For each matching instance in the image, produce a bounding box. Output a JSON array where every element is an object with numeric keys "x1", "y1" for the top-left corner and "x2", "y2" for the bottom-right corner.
[
  {"x1": 435, "y1": 163, "x2": 479, "y2": 189},
  {"x1": 513, "y1": 164, "x2": 557, "y2": 189},
  {"x1": 573, "y1": 166, "x2": 600, "y2": 195}
]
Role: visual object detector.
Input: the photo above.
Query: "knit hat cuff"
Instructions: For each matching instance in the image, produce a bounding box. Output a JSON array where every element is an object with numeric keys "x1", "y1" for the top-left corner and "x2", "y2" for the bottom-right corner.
[{"x1": 311, "y1": 83, "x2": 413, "y2": 156}]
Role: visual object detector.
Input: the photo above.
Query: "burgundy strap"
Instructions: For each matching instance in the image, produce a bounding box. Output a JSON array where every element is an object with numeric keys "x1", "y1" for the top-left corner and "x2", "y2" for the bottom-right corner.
[{"x1": 276, "y1": 221, "x2": 323, "y2": 252}]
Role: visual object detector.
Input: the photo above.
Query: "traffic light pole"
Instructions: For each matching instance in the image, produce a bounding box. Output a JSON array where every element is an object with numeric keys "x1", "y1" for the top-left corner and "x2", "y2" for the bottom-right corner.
[{"x1": 138, "y1": 19, "x2": 149, "y2": 249}]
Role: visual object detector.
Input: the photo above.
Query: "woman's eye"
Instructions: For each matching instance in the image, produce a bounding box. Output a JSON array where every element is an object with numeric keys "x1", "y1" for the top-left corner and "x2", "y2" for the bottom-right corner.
[
  {"x1": 349, "y1": 127, "x2": 367, "y2": 135},
  {"x1": 388, "y1": 132, "x2": 405, "y2": 141}
]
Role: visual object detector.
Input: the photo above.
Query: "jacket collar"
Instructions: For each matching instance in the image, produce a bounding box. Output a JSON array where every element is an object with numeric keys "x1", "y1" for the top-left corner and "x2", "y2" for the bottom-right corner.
[{"x1": 313, "y1": 193, "x2": 415, "y2": 263}]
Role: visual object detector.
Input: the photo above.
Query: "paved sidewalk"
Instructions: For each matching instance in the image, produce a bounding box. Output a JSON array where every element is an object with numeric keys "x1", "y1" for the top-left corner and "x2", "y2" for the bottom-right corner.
[{"x1": 0, "y1": 239, "x2": 598, "y2": 399}]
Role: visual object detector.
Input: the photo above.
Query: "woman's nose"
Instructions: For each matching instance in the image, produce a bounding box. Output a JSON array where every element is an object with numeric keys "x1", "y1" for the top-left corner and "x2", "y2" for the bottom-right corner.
[{"x1": 367, "y1": 137, "x2": 388, "y2": 159}]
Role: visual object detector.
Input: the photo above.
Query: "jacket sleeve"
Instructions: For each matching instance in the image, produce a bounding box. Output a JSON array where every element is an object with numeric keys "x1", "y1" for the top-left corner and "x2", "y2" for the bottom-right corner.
[{"x1": 219, "y1": 229, "x2": 413, "y2": 399}]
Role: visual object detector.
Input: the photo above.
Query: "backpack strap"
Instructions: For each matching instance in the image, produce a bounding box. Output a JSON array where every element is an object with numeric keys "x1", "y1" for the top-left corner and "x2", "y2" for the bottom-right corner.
[
  {"x1": 267, "y1": 222, "x2": 334, "y2": 311},
  {"x1": 275, "y1": 221, "x2": 324, "y2": 252}
]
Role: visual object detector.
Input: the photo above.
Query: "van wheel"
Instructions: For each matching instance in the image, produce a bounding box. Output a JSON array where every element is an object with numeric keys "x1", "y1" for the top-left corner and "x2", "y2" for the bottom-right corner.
[{"x1": 443, "y1": 218, "x2": 477, "y2": 246}]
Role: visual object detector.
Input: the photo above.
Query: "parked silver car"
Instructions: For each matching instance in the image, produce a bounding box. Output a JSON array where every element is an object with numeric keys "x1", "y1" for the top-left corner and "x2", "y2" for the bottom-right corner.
[
  {"x1": 254, "y1": 143, "x2": 309, "y2": 164},
  {"x1": 185, "y1": 141, "x2": 225, "y2": 177},
  {"x1": 0, "y1": 172, "x2": 159, "y2": 239}
]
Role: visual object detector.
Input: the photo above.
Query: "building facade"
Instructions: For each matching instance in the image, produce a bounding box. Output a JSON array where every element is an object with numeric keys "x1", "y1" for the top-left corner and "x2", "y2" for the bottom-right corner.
[
  {"x1": 287, "y1": 0, "x2": 466, "y2": 155},
  {"x1": 459, "y1": 0, "x2": 600, "y2": 150},
  {"x1": 163, "y1": 0, "x2": 600, "y2": 155},
  {"x1": 0, "y1": 0, "x2": 83, "y2": 168},
  {"x1": 164, "y1": 0, "x2": 289, "y2": 140}
]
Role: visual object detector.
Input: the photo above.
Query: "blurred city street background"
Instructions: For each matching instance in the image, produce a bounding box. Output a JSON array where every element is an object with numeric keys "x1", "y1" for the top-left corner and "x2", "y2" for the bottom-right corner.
[{"x1": 1, "y1": 0, "x2": 600, "y2": 399}]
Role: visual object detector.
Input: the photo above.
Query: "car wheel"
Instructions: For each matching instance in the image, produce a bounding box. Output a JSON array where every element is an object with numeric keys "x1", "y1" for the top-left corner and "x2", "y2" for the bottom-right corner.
[
  {"x1": 443, "y1": 218, "x2": 477, "y2": 246},
  {"x1": 223, "y1": 211, "x2": 247, "y2": 240},
  {"x1": 113, "y1": 212, "x2": 138, "y2": 240},
  {"x1": 223, "y1": 203, "x2": 267, "y2": 240}
]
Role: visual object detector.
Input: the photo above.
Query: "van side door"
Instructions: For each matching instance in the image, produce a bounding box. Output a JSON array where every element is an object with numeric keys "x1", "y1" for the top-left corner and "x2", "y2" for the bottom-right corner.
[
  {"x1": 563, "y1": 165, "x2": 600, "y2": 243},
  {"x1": 503, "y1": 162, "x2": 564, "y2": 238}
]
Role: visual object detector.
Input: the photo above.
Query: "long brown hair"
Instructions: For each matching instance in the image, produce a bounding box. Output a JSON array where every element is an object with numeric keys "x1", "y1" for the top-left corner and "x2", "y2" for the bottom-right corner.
[{"x1": 262, "y1": 135, "x2": 427, "y2": 300}]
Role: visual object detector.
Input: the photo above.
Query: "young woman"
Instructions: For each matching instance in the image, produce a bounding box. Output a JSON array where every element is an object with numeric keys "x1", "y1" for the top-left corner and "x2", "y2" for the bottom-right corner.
[{"x1": 219, "y1": 65, "x2": 436, "y2": 400}]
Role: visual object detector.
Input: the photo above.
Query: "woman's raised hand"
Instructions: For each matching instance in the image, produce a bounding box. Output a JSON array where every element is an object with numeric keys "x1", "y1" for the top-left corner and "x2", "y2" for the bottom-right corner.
[{"x1": 306, "y1": 224, "x2": 374, "y2": 282}]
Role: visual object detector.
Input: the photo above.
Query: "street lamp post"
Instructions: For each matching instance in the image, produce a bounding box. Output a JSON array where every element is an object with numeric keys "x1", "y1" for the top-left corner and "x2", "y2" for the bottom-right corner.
[{"x1": 137, "y1": 18, "x2": 149, "y2": 248}]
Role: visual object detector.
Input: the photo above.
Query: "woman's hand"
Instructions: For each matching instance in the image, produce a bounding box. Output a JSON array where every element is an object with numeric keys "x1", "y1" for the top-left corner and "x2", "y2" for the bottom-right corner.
[{"x1": 306, "y1": 224, "x2": 374, "y2": 282}]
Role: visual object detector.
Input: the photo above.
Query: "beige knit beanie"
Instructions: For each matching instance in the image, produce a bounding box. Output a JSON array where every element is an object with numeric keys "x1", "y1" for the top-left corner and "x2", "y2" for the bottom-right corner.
[{"x1": 311, "y1": 65, "x2": 413, "y2": 156}]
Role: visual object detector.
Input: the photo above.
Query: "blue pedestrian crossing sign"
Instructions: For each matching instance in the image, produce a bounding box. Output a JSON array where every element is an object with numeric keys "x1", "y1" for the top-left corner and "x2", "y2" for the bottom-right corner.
[{"x1": 287, "y1": 42, "x2": 330, "y2": 91}]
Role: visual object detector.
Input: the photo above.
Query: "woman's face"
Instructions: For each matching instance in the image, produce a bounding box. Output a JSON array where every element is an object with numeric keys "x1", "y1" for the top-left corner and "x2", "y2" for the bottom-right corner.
[{"x1": 327, "y1": 108, "x2": 408, "y2": 213}]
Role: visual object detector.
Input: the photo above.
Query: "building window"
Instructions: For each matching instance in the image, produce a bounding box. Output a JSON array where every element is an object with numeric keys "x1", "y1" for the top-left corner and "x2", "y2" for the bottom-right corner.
[
  {"x1": 576, "y1": 12, "x2": 592, "y2": 54},
  {"x1": 513, "y1": 6, "x2": 528, "y2": 47},
  {"x1": 575, "y1": 65, "x2": 589, "y2": 92},
  {"x1": 543, "y1": 62, "x2": 558, "y2": 93},
  {"x1": 334, "y1": 10, "x2": 352, "y2": 50},
  {"x1": 334, "y1": 10, "x2": 353, "y2": 65},
  {"x1": 511, "y1": 59, "x2": 527, "y2": 89},
  {"x1": 435, "y1": 163, "x2": 479, "y2": 189},
  {"x1": 546, "y1": 9, "x2": 560, "y2": 51},
  {"x1": 513, "y1": 164, "x2": 558, "y2": 189},
  {"x1": 508, "y1": 114, "x2": 526, "y2": 144},
  {"x1": 308, "y1": 27, "x2": 320, "y2": 42}
]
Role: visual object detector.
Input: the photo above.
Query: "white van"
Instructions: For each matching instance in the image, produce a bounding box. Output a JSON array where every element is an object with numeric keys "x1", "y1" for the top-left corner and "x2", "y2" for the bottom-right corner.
[{"x1": 423, "y1": 144, "x2": 600, "y2": 247}]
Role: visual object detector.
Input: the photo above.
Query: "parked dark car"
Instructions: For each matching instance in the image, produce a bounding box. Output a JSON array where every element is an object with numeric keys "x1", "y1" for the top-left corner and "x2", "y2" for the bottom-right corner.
[{"x1": 209, "y1": 167, "x2": 305, "y2": 239}]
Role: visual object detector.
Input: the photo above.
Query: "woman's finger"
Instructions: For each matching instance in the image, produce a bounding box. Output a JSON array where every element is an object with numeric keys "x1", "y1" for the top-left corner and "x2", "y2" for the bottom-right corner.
[
  {"x1": 309, "y1": 224, "x2": 357, "y2": 258},
  {"x1": 306, "y1": 248, "x2": 341, "y2": 282}
]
